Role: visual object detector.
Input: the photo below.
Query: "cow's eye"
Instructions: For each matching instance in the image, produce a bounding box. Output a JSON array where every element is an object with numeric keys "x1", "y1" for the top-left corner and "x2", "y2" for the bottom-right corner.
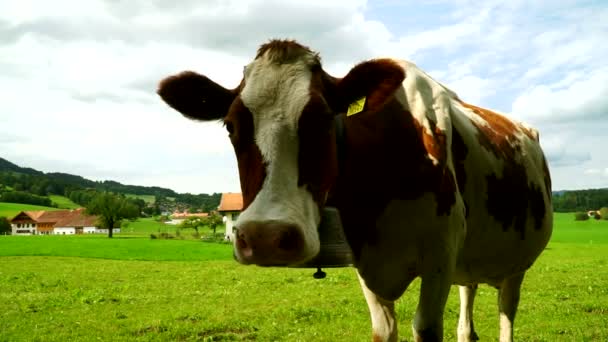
[{"x1": 225, "y1": 122, "x2": 235, "y2": 135}]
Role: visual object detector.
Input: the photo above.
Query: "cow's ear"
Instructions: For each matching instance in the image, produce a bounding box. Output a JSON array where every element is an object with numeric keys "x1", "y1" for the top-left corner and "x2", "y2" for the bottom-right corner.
[
  {"x1": 158, "y1": 71, "x2": 237, "y2": 121},
  {"x1": 336, "y1": 59, "x2": 405, "y2": 112}
]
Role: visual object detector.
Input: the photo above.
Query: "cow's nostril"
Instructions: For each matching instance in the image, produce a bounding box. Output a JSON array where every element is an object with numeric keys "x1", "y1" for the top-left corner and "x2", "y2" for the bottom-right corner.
[{"x1": 236, "y1": 236, "x2": 247, "y2": 249}]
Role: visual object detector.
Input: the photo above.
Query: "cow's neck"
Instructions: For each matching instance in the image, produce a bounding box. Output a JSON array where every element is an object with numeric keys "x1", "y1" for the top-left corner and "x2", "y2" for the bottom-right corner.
[{"x1": 327, "y1": 95, "x2": 440, "y2": 259}]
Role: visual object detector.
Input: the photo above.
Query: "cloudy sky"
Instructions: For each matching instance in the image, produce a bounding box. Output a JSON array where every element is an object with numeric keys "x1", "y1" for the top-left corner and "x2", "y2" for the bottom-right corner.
[{"x1": 1, "y1": 0, "x2": 607, "y2": 194}]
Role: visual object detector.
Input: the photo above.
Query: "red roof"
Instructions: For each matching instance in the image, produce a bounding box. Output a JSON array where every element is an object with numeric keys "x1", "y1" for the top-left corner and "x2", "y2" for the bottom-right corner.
[
  {"x1": 217, "y1": 193, "x2": 243, "y2": 212},
  {"x1": 54, "y1": 210, "x2": 99, "y2": 227},
  {"x1": 11, "y1": 208, "x2": 98, "y2": 228}
]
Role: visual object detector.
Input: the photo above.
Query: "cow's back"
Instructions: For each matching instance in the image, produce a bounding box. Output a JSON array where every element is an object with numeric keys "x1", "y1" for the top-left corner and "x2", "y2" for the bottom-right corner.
[{"x1": 449, "y1": 100, "x2": 552, "y2": 286}]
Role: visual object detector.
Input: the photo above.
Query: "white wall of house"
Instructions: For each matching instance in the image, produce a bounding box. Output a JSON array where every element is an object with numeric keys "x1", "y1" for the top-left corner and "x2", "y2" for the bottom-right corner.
[
  {"x1": 223, "y1": 212, "x2": 239, "y2": 241},
  {"x1": 54, "y1": 227, "x2": 75, "y2": 235},
  {"x1": 11, "y1": 223, "x2": 37, "y2": 235},
  {"x1": 83, "y1": 226, "x2": 97, "y2": 234},
  {"x1": 95, "y1": 228, "x2": 121, "y2": 234}
]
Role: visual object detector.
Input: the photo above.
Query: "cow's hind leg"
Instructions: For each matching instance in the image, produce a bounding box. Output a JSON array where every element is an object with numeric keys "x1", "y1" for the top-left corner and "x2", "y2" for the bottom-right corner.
[
  {"x1": 412, "y1": 270, "x2": 452, "y2": 342},
  {"x1": 498, "y1": 272, "x2": 525, "y2": 342},
  {"x1": 357, "y1": 272, "x2": 398, "y2": 342},
  {"x1": 457, "y1": 284, "x2": 479, "y2": 342}
]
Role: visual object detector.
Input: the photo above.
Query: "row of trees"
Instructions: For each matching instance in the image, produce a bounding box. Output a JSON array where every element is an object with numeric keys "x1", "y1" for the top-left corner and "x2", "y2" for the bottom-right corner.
[
  {"x1": 553, "y1": 189, "x2": 608, "y2": 212},
  {"x1": 178, "y1": 215, "x2": 224, "y2": 236},
  {"x1": 0, "y1": 191, "x2": 55, "y2": 207}
]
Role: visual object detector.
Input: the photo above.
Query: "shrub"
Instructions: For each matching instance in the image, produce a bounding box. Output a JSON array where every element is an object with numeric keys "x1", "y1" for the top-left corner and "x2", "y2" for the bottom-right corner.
[
  {"x1": 600, "y1": 207, "x2": 608, "y2": 220},
  {"x1": 593, "y1": 212, "x2": 601, "y2": 220},
  {"x1": 0, "y1": 216, "x2": 11, "y2": 235},
  {"x1": 574, "y1": 212, "x2": 589, "y2": 221},
  {"x1": 150, "y1": 234, "x2": 157, "y2": 239}
]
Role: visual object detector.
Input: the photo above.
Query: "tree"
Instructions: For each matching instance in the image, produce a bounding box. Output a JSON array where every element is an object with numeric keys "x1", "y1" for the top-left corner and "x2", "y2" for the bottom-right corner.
[
  {"x1": 0, "y1": 217, "x2": 11, "y2": 235},
  {"x1": 179, "y1": 217, "x2": 205, "y2": 233},
  {"x1": 206, "y1": 213, "x2": 223, "y2": 237},
  {"x1": 86, "y1": 192, "x2": 139, "y2": 238}
]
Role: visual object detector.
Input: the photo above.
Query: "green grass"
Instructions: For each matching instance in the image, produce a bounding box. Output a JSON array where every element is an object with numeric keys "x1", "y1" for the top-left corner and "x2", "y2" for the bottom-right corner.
[
  {"x1": 48, "y1": 194, "x2": 81, "y2": 209},
  {"x1": 0, "y1": 213, "x2": 607, "y2": 341},
  {"x1": 0, "y1": 235, "x2": 232, "y2": 261},
  {"x1": 551, "y1": 212, "x2": 608, "y2": 244},
  {"x1": 125, "y1": 194, "x2": 156, "y2": 204},
  {"x1": 0, "y1": 202, "x2": 61, "y2": 219}
]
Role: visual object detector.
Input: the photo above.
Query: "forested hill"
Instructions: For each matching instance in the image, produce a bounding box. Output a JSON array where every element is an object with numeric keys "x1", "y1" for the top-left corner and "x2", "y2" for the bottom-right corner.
[{"x1": 0, "y1": 157, "x2": 220, "y2": 212}]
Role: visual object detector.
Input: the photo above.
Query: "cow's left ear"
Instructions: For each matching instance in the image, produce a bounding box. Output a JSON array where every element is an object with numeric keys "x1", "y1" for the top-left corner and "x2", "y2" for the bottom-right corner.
[
  {"x1": 158, "y1": 71, "x2": 237, "y2": 121},
  {"x1": 336, "y1": 59, "x2": 406, "y2": 112}
]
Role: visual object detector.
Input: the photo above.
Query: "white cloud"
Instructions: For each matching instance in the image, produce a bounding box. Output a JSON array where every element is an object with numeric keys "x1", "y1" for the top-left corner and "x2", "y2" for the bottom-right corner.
[{"x1": 511, "y1": 68, "x2": 608, "y2": 123}]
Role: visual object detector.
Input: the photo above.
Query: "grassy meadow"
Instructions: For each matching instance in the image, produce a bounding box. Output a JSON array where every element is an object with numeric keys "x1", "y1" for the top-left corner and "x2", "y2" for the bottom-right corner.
[
  {"x1": 0, "y1": 202, "x2": 61, "y2": 219},
  {"x1": 48, "y1": 195, "x2": 81, "y2": 209},
  {"x1": 1, "y1": 213, "x2": 607, "y2": 341}
]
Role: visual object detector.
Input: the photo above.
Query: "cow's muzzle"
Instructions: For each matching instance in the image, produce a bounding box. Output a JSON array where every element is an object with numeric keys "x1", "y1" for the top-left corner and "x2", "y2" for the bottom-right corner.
[{"x1": 234, "y1": 221, "x2": 307, "y2": 266}]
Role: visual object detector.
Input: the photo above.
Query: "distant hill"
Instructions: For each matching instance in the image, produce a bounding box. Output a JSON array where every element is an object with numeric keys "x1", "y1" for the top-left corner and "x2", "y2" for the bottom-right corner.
[
  {"x1": 0, "y1": 158, "x2": 43, "y2": 176},
  {"x1": 0, "y1": 157, "x2": 221, "y2": 213}
]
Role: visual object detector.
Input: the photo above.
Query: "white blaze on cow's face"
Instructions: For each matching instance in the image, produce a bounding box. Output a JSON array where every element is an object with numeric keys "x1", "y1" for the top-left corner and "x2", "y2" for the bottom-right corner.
[{"x1": 232, "y1": 48, "x2": 321, "y2": 265}]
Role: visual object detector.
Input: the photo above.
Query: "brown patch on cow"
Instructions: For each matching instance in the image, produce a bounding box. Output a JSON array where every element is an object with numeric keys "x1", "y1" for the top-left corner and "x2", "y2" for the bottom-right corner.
[
  {"x1": 415, "y1": 119, "x2": 448, "y2": 168},
  {"x1": 451, "y1": 126, "x2": 468, "y2": 192},
  {"x1": 255, "y1": 39, "x2": 321, "y2": 66},
  {"x1": 459, "y1": 101, "x2": 523, "y2": 160},
  {"x1": 158, "y1": 71, "x2": 237, "y2": 121},
  {"x1": 451, "y1": 126, "x2": 469, "y2": 218},
  {"x1": 297, "y1": 92, "x2": 338, "y2": 206},
  {"x1": 224, "y1": 97, "x2": 266, "y2": 210},
  {"x1": 485, "y1": 160, "x2": 547, "y2": 239},
  {"x1": 372, "y1": 333, "x2": 384, "y2": 342},
  {"x1": 336, "y1": 59, "x2": 406, "y2": 113}
]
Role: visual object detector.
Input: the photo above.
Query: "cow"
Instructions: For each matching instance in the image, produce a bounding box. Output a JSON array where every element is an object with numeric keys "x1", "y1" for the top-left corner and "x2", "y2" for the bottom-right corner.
[{"x1": 158, "y1": 39, "x2": 552, "y2": 342}]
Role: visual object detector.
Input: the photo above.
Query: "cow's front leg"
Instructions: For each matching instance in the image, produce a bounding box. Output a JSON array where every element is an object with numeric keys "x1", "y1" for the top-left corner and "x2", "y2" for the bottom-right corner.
[
  {"x1": 412, "y1": 268, "x2": 452, "y2": 342},
  {"x1": 357, "y1": 271, "x2": 398, "y2": 342}
]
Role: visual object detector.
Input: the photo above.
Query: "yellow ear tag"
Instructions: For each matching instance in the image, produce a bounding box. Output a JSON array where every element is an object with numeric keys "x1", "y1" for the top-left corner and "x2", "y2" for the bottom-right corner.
[{"x1": 347, "y1": 96, "x2": 366, "y2": 116}]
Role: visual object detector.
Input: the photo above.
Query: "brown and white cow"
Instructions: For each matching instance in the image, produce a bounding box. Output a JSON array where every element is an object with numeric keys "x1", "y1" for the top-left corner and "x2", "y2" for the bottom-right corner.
[{"x1": 158, "y1": 40, "x2": 552, "y2": 342}]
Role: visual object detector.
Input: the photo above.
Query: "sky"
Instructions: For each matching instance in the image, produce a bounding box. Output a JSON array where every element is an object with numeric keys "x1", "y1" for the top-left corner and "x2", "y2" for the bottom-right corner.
[{"x1": 1, "y1": 0, "x2": 607, "y2": 194}]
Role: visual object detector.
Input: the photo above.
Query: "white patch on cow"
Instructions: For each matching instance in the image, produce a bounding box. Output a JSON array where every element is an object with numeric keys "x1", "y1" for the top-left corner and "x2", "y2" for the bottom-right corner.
[
  {"x1": 394, "y1": 60, "x2": 456, "y2": 166},
  {"x1": 236, "y1": 51, "x2": 321, "y2": 263}
]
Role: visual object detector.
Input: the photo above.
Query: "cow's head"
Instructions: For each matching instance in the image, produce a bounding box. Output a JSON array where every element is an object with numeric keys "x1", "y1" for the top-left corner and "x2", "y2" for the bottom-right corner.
[{"x1": 158, "y1": 40, "x2": 404, "y2": 266}]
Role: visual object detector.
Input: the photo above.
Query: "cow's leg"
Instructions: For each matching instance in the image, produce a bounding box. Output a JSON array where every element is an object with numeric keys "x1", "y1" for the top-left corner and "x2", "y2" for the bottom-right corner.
[
  {"x1": 412, "y1": 270, "x2": 452, "y2": 342},
  {"x1": 498, "y1": 272, "x2": 525, "y2": 342},
  {"x1": 357, "y1": 272, "x2": 398, "y2": 342},
  {"x1": 457, "y1": 284, "x2": 479, "y2": 342}
]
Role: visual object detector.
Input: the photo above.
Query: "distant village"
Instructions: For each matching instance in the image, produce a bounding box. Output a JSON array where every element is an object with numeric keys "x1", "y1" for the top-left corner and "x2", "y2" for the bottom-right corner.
[{"x1": 8, "y1": 193, "x2": 244, "y2": 240}]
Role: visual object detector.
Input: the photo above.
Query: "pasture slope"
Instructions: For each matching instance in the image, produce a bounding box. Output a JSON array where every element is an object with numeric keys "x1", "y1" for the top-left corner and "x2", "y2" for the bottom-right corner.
[
  {"x1": 0, "y1": 213, "x2": 607, "y2": 341},
  {"x1": 0, "y1": 202, "x2": 61, "y2": 219}
]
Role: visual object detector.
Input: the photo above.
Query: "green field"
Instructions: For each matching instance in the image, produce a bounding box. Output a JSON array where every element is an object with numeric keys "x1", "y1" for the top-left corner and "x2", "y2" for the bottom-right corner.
[
  {"x1": 0, "y1": 202, "x2": 61, "y2": 219},
  {"x1": 0, "y1": 214, "x2": 607, "y2": 341},
  {"x1": 125, "y1": 194, "x2": 156, "y2": 204},
  {"x1": 48, "y1": 195, "x2": 81, "y2": 209}
]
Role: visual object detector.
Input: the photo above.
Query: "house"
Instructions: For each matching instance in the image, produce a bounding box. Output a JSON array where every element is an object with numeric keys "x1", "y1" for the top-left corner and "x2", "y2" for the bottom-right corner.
[
  {"x1": 9, "y1": 208, "x2": 105, "y2": 235},
  {"x1": 9, "y1": 211, "x2": 44, "y2": 235},
  {"x1": 217, "y1": 193, "x2": 243, "y2": 241}
]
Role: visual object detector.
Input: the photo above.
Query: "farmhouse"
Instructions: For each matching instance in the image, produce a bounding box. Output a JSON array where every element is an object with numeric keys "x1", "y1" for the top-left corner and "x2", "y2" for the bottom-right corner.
[
  {"x1": 9, "y1": 208, "x2": 113, "y2": 235},
  {"x1": 217, "y1": 193, "x2": 242, "y2": 241}
]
